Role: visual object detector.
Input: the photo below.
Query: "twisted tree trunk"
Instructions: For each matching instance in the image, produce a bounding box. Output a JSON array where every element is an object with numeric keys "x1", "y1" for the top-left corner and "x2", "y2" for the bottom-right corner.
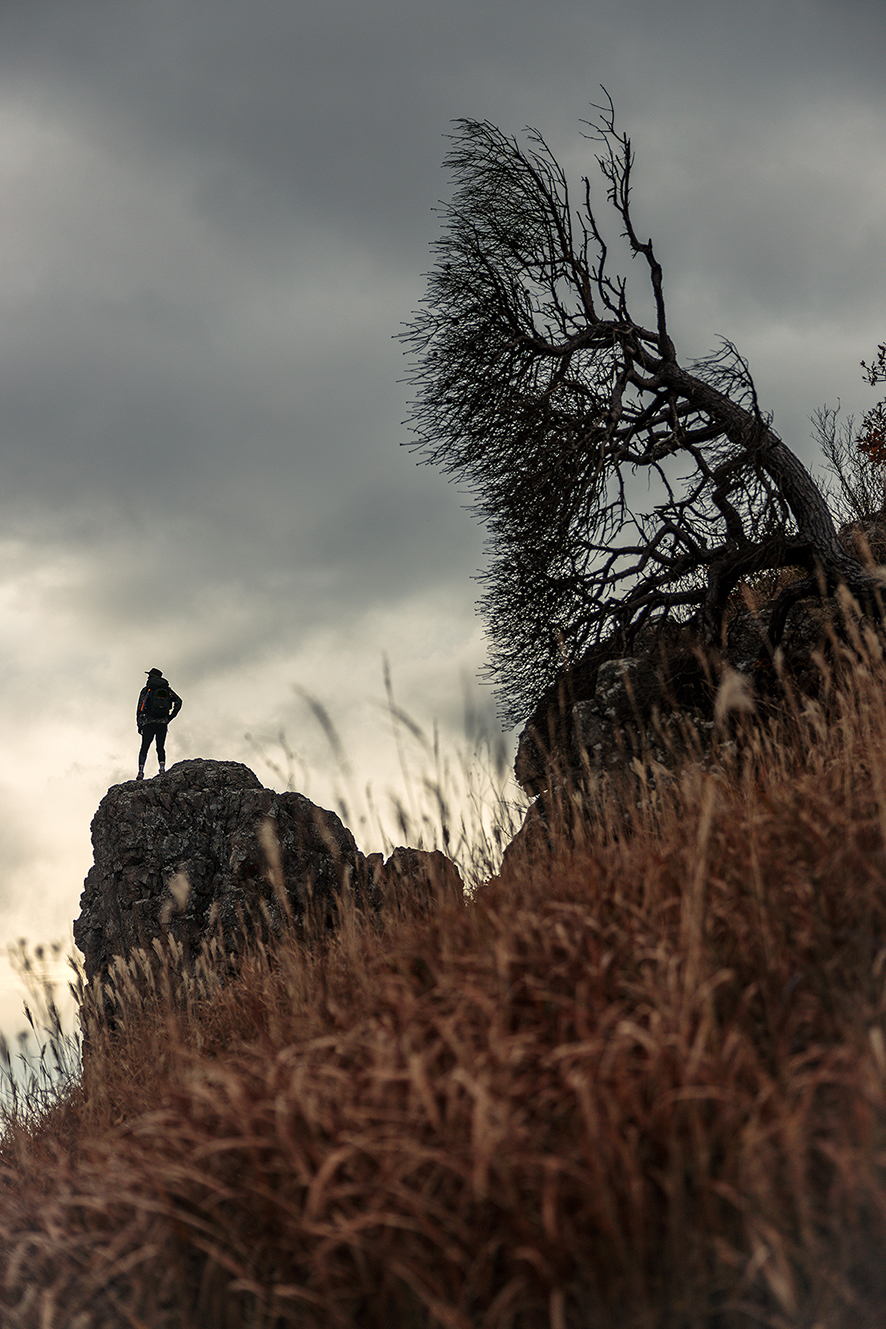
[{"x1": 667, "y1": 363, "x2": 886, "y2": 644}]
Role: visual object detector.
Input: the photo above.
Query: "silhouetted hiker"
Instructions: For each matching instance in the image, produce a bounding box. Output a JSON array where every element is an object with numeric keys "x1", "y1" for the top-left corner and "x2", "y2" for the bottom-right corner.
[{"x1": 135, "y1": 667, "x2": 182, "y2": 780}]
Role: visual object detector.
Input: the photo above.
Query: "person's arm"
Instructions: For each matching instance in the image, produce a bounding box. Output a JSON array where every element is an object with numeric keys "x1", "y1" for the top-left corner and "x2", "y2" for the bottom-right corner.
[
  {"x1": 136, "y1": 688, "x2": 146, "y2": 729},
  {"x1": 168, "y1": 690, "x2": 183, "y2": 722}
]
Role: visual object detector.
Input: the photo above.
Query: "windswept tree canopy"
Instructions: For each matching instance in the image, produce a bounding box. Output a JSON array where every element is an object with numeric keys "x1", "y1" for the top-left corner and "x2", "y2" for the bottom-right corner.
[{"x1": 401, "y1": 100, "x2": 882, "y2": 726}]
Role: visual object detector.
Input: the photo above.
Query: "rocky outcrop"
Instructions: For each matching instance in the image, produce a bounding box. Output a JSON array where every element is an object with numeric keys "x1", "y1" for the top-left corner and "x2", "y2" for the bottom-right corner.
[
  {"x1": 366, "y1": 846, "x2": 464, "y2": 915},
  {"x1": 74, "y1": 759, "x2": 463, "y2": 993},
  {"x1": 515, "y1": 540, "x2": 886, "y2": 800},
  {"x1": 515, "y1": 635, "x2": 715, "y2": 799}
]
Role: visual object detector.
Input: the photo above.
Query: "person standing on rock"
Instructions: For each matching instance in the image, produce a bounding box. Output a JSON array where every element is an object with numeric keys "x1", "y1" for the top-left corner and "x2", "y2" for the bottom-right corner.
[{"x1": 135, "y1": 667, "x2": 182, "y2": 780}]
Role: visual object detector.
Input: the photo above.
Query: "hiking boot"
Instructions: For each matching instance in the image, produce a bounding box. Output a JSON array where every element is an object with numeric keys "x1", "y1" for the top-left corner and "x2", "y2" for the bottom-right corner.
[
  {"x1": 136, "y1": 770, "x2": 145, "y2": 781},
  {"x1": 158, "y1": 764, "x2": 166, "y2": 775}
]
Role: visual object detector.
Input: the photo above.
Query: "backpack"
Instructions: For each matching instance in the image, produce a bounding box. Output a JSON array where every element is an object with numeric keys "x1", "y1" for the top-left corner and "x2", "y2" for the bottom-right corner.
[{"x1": 141, "y1": 682, "x2": 172, "y2": 723}]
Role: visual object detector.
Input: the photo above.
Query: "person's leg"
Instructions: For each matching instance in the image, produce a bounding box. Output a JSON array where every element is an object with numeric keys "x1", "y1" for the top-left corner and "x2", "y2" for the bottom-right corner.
[
  {"x1": 137, "y1": 727, "x2": 153, "y2": 778},
  {"x1": 156, "y1": 724, "x2": 168, "y2": 772}
]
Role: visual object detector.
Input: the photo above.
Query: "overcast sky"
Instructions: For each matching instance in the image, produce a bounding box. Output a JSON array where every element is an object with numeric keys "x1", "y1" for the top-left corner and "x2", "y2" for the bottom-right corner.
[{"x1": 1, "y1": 0, "x2": 885, "y2": 1029}]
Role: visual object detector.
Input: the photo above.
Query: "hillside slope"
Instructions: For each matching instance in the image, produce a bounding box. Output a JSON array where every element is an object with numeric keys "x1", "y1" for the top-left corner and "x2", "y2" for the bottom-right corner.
[{"x1": 3, "y1": 645, "x2": 886, "y2": 1328}]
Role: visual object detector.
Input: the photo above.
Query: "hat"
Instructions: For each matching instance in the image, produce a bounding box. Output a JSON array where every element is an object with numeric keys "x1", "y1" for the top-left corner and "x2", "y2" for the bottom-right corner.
[{"x1": 146, "y1": 667, "x2": 163, "y2": 678}]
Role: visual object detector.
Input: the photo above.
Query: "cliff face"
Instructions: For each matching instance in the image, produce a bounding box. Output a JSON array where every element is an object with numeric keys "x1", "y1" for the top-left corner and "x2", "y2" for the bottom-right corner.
[
  {"x1": 512, "y1": 583, "x2": 866, "y2": 800},
  {"x1": 74, "y1": 758, "x2": 462, "y2": 991}
]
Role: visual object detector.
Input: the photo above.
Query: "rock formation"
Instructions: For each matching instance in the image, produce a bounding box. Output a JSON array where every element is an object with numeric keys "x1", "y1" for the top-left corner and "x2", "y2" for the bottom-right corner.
[
  {"x1": 366, "y1": 846, "x2": 465, "y2": 917},
  {"x1": 74, "y1": 758, "x2": 463, "y2": 994},
  {"x1": 514, "y1": 633, "x2": 715, "y2": 800},
  {"x1": 514, "y1": 523, "x2": 886, "y2": 801}
]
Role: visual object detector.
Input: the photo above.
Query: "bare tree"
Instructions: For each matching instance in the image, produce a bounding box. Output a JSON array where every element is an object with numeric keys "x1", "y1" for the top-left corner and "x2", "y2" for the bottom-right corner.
[
  {"x1": 401, "y1": 99, "x2": 884, "y2": 726},
  {"x1": 817, "y1": 407, "x2": 883, "y2": 524},
  {"x1": 817, "y1": 344, "x2": 886, "y2": 523}
]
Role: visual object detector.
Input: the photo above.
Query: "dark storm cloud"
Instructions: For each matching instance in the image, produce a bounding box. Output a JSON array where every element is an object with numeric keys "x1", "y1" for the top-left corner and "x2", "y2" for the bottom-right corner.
[
  {"x1": 12, "y1": 0, "x2": 878, "y2": 272},
  {"x1": 1, "y1": 0, "x2": 882, "y2": 511},
  {"x1": 0, "y1": 0, "x2": 881, "y2": 634},
  {"x1": 0, "y1": 0, "x2": 575, "y2": 260}
]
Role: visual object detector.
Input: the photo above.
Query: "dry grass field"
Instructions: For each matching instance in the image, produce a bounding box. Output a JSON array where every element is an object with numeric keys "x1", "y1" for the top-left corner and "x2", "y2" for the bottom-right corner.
[{"x1": 4, "y1": 635, "x2": 886, "y2": 1327}]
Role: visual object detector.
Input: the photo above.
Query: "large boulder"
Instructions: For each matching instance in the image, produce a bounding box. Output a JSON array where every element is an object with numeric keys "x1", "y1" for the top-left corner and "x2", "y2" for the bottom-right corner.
[
  {"x1": 513, "y1": 555, "x2": 886, "y2": 800},
  {"x1": 75, "y1": 759, "x2": 462, "y2": 994},
  {"x1": 366, "y1": 846, "x2": 465, "y2": 915},
  {"x1": 514, "y1": 636, "x2": 714, "y2": 799}
]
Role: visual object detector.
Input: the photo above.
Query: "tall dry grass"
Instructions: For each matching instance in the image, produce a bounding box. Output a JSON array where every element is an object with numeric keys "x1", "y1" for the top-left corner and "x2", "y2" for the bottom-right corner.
[
  {"x1": 0, "y1": 941, "x2": 80, "y2": 1128},
  {"x1": 4, "y1": 637, "x2": 886, "y2": 1326}
]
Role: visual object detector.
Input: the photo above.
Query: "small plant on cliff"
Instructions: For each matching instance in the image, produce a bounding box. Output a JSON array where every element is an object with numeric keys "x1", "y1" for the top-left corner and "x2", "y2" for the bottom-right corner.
[
  {"x1": 817, "y1": 340, "x2": 886, "y2": 523},
  {"x1": 859, "y1": 342, "x2": 886, "y2": 464}
]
